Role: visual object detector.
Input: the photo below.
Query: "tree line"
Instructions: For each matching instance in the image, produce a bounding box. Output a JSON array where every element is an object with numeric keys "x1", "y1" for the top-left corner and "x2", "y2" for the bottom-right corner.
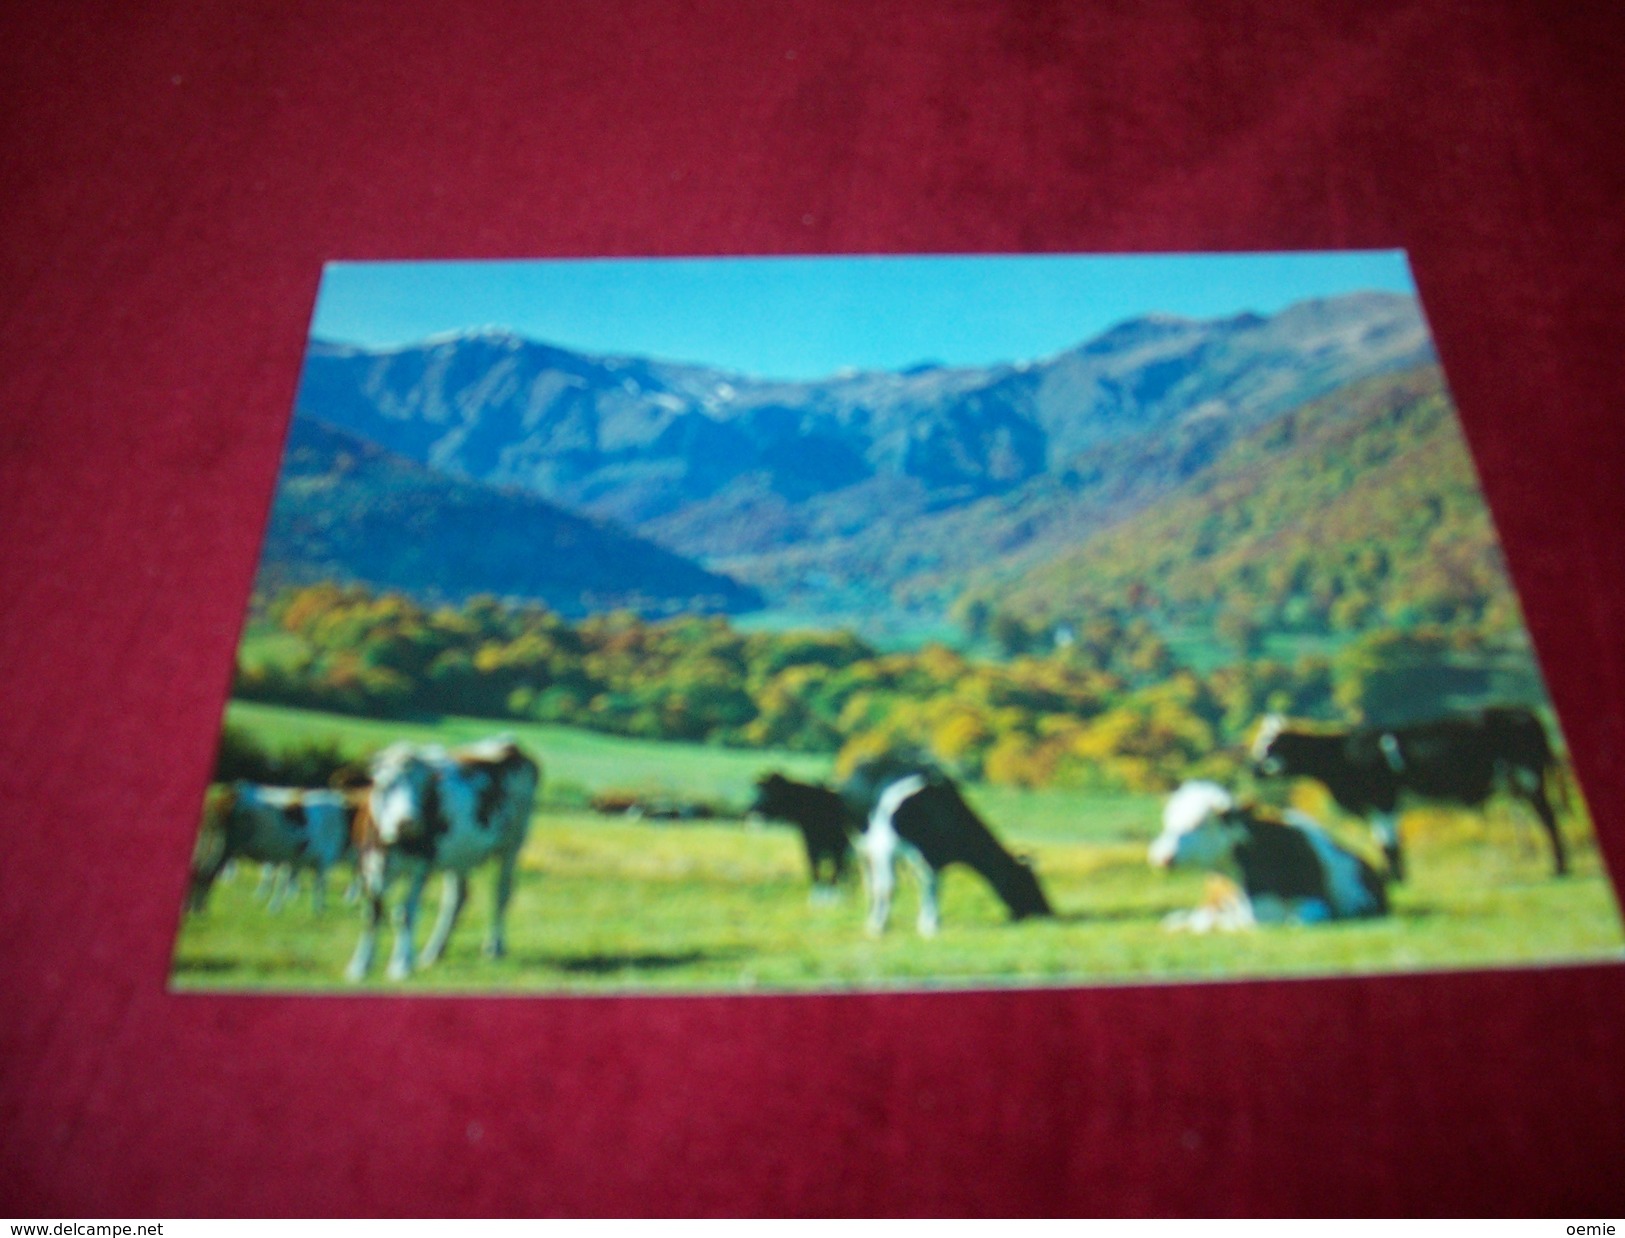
[{"x1": 234, "y1": 583, "x2": 1528, "y2": 793}]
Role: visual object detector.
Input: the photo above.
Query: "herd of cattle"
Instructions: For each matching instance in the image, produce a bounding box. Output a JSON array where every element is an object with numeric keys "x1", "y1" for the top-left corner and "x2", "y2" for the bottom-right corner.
[{"x1": 186, "y1": 705, "x2": 1572, "y2": 979}]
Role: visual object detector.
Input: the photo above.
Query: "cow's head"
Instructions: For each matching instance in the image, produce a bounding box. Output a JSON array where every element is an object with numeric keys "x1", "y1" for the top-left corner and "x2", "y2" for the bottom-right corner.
[
  {"x1": 749, "y1": 772, "x2": 795, "y2": 819},
  {"x1": 1250, "y1": 714, "x2": 1288, "y2": 777},
  {"x1": 367, "y1": 742, "x2": 440, "y2": 847},
  {"x1": 1149, "y1": 780, "x2": 1247, "y2": 874},
  {"x1": 328, "y1": 763, "x2": 372, "y2": 793},
  {"x1": 186, "y1": 784, "x2": 239, "y2": 913},
  {"x1": 1001, "y1": 855, "x2": 1054, "y2": 920}
]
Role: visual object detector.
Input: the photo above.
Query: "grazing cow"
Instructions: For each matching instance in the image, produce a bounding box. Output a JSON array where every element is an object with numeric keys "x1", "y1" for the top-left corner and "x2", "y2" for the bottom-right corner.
[
  {"x1": 842, "y1": 759, "x2": 1053, "y2": 936},
  {"x1": 188, "y1": 783, "x2": 356, "y2": 914},
  {"x1": 1150, "y1": 781, "x2": 1388, "y2": 931},
  {"x1": 749, "y1": 772, "x2": 861, "y2": 901},
  {"x1": 347, "y1": 737, "x2": 540, "y2": 982},
  {"x1": 1251, "y1": 707, "x2": 1566, "y2": 880}
]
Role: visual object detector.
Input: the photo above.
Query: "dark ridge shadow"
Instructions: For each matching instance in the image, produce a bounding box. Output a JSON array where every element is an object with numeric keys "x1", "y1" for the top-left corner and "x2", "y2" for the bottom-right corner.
[{"x1": 519, "y1": 947, "x2": 748, "y2": 975}]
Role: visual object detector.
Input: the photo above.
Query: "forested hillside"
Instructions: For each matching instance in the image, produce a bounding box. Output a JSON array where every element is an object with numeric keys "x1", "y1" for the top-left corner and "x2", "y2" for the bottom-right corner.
[
  {"x1": 976, "y1": 364, "x2": 1523, "y2": 647},
  {"x1": 258, "y1": 417, "x2": 762, "y2": 616}
]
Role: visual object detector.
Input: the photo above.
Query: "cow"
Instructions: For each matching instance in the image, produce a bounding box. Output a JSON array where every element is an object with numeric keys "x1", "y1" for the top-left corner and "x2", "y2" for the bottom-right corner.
[
  {"x1": 841, "y1": 758, "x2": 1053, "y2": 936},
  {"x1": 1150, "y1": 780, "x2": 1388, "y2": 931},
  {"x1": 187, "y1": 783, "x2": 357, "y2": 914},
  {"x1": 1251, "y1": 706, "x2": 1566, "y2": 880},
  {"x1": 346, "y1": 737, "x2": 540, "y2": 982},
  {"x1": 749, "y1": 772, "x2": 861, "y2": 902}
]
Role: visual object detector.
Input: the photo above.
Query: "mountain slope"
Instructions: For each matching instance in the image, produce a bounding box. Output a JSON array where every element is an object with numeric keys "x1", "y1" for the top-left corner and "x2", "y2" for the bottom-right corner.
[
  {"x1": 257, "y1": 417, "x2": 763, "y2": 616},
  {"x1": 984, "y1": 364, "x2": 1521, "y2": 638}
]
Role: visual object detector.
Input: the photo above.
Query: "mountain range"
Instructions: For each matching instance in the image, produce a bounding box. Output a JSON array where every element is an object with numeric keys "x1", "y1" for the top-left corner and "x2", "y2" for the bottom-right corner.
[{"x1": 278, "y1": 290, "x2": 1438, "y2": 626}]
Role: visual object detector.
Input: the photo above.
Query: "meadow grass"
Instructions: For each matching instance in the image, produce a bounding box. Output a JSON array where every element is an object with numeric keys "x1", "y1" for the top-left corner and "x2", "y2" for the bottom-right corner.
[
  {"x1": 171, "y1": 701, "x2": 1625, "y2": 996},
  {"x1": 221, "y1": 698, "x2": 834, "y2": 809}
]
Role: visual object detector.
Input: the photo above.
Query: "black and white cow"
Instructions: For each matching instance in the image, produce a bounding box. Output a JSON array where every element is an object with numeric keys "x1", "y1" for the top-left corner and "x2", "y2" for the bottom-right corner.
[
  {"x1": 188, "y1": 783, "x2": 357, "y2": 914},
  {"x1": 347, "y1": 737, "x2": 540, "y2": 982},
  {"x1": 841, "y1": 760, "x2": 1053, "y2": 936},
  {"x1": 749, "y1": 773, "x2": 860, "y2": 902},
  {"x1": 1251, "y1": 706, "x2": 1566, "y2": 880},
  {"x1": 1150, "y1": 780, "x2": 1388, "y2": 931}
]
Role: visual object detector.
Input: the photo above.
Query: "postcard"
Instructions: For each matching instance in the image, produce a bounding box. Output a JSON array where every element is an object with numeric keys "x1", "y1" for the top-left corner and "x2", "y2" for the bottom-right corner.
[{"x1": 171, "y1": 252, "x2": 1624, "y2": 994}]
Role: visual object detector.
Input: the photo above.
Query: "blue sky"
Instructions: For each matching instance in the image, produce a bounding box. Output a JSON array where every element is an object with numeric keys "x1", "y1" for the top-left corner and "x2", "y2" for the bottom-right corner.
[{"x1": 309, "y1": 252, "x2": 1418, "y2": 381}]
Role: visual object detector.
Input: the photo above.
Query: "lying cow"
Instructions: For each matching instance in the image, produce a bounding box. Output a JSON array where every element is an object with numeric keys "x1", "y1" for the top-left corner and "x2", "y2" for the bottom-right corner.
[
  {"x1": 1150, "y1": 781, "x2": 1388, "y2": 931},
  {"x1": 1252, "y1": 706, "x2": 1566, "y2": 880},
  {"x1": 842, "y1": 759, "x2": 1053, "y2": 936},
  {"x1": 749, "y1": 772, "x2": 861, "y2": 901},
  {"x1": 188, "y1": 783, "x2": 357, "y2": 914},
  {"x1": 347, "y1": 737, "x2": 540, "y2": 982}
]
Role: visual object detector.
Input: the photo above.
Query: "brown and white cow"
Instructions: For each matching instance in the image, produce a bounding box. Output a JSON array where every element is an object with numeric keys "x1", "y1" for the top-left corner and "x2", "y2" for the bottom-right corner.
[
  {"x1": 346, "y1": 737, "x2": 540, "y2": 982},
  {"x1": 188, "y1": 783, "x2": 358, "y2": 914}
]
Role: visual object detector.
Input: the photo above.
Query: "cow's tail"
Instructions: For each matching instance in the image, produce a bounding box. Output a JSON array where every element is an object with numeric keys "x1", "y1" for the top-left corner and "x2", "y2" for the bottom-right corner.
[
  {"x1": 1489, "y1": 707, "x2": 1574, "y2": 877},
  {"x1": 1550, "y1": 752, "x2": 1576, "y2": 818},
  {"x1": 1487, "y1": 707, "x2": 1562, "y2": 806},
  {"x1": 1531, "y1": 715, "x2": 1568, "y2": 819}
]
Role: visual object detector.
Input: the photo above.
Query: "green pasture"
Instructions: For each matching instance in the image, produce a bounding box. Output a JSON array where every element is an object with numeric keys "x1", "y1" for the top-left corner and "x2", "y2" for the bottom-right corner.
[
  {"x1": 171, "y1": 701, "x2": 1625, "y2": 995},
  {"x1": 218, "y1": 698, "x2": 834, "y2": 810}
]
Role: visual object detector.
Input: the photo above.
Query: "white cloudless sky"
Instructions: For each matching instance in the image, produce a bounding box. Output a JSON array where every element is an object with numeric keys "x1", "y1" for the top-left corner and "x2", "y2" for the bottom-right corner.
[{"x1": 309, "y1": 251, "x2": 1419, "y2": 382}]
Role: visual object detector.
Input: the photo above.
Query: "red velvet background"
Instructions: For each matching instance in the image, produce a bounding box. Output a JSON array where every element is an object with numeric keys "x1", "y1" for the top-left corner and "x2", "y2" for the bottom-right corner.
[{"x1": 3, "y1": 0, "x2": 1624, "y2": 1217}]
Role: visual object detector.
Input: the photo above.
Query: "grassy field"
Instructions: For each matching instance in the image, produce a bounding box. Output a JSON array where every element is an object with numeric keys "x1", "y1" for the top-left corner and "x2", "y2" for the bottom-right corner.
[{"x1": 170, "y1": 701, "x2": 1625, "y2": 995}]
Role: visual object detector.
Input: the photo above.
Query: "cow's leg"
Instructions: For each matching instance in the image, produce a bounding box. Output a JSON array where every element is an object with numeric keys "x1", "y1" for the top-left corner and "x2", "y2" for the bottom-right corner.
[
  {"x1": 310, "y1": 865, "x2": 328, "y2": 916},
  {"x1": 801, "y1": 833, "x2": 822, "y2": 891},
  {"x1": 859, "y1": 832, "x2": 895, "y2": 937},
  {"x1": 902, "y1": 848, "x2": 940, "y2": 938},
  {"x1": 264, "y1": 865, "x2": 285, "y2": 910},
  {"x1": 346, "y1": 847, "x2": 389, "y2": 981},
  {"x1": 388, "y1": 866, "x2": 429, "y2": 981},
  {"x1": 420, "y1": 871, "x2": 467, "y2": 967},
  {"x1": 1524, "y1": 777, "x2": 1568, "y2": 877},
  {"x1": 1372, "y1": 813, "x2": 1404, "y2": 882},
  {"x1": 832, "y1": 840, "x2": 851, "y2": 884},
  {"x1": 484, "y1": 850, "x2": 521, "y2": 959},
  {"x1": 808, "y1": 845, "x2": 838, "y2": 905},
  {"x1": 346, "y1": 888, "x2": 384, "y2": 983}
]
